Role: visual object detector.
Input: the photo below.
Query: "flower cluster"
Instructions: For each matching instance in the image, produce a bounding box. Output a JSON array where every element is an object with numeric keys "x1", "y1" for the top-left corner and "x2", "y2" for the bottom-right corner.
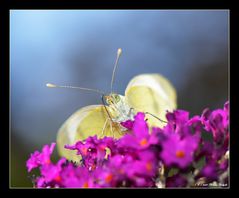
[{"x1": 26, "y1": 101, "x2": 229, "y2": 188}]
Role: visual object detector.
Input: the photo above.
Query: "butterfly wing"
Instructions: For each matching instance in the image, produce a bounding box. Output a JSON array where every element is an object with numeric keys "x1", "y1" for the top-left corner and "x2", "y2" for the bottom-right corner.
[
  {"x1": 125, "y1": 73, "x2": 177, "y2": 128},
  {"x1": 57, "y1": 105, "x2": 122, "y2": 162}
]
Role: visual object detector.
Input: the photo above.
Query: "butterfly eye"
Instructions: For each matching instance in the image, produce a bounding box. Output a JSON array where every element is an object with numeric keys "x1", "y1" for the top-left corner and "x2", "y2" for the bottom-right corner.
[
  {"x1": 114, "y1": 95, "x2": 120, "y2": 103},
  {"x1": 104, "y1": 96, "x2": 113, "y2": 105},
  {"x1": 106, "y1": 98, "x2": 110, "y2": 104}
]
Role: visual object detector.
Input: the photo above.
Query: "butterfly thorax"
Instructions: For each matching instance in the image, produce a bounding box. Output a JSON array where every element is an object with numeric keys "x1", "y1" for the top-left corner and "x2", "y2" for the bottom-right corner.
[{"x1": 104, "y1": 93, "x2": 135, "y2": 123}]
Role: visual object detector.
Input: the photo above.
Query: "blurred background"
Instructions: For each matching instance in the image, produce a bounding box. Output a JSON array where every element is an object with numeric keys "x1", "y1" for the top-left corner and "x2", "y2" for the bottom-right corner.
[{"x1": 10, "y1": 10, "x2": 228, "y2": 187}]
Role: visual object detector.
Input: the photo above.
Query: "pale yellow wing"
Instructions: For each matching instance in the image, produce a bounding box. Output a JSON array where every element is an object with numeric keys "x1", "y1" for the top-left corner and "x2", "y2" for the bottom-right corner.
[
  {"x1": 125, "y1": 73, "x2": 177, "y2": 128},
  {"x1": 56, "y1": 105, "x2": 122, "y2": 162}
]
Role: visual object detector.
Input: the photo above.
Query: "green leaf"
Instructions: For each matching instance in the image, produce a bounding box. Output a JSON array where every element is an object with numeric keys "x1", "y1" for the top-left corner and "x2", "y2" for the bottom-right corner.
[
  {"x1": 194, "y1": 156, "x2": 206, "y2": 170},
  {"x1": 168, "y1": 168, "x2": 179, "y2": 177}
]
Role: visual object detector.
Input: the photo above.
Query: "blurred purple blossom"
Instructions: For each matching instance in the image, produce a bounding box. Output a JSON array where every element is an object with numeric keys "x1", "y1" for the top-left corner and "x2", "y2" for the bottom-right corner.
[{"x1": 26, "y1": 101, "x2": 229, "y2": 188}]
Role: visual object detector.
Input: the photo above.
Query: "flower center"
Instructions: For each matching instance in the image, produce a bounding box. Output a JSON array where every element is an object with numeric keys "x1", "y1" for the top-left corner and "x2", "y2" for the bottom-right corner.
[
  {"x1": 146, "y1": 162, "x2": 153, "y2": 171},
  {"x1": 89, "y1": 164, "x2": 96, "y2": 171},
  {"x1": 176, "y1": 150, "x2": 185, "y2": 158},
  {"x1": 118, "y1": 168, "x2": 124, "y2": 174},
  {"x1": 45, "y1": 159, "x2": 51, "y2": 164},
  {"x1": 54, "y1": 175, "x2": 62, "y2": 182},
  {"x1": 81, "y1": 147, "x2": 88, "y2": 155},
  {"x1": 140, "y1": 138, "x2": 148, "y2": 146},
  {"x1": 99, "y1": 144, "x2": 106, "y2": 151},
  {"x1": 83, "y1": 182, "x2": 89, "y2": 188},
  {"x1": 105, "y1": 173, "x2": 113, "y2": 183}
]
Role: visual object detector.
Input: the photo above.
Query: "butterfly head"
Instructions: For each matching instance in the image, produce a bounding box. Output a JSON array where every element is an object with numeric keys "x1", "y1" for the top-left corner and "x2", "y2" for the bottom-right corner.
[{"x1": 104, "y1": 93, "x2": 122, "y2": 106}]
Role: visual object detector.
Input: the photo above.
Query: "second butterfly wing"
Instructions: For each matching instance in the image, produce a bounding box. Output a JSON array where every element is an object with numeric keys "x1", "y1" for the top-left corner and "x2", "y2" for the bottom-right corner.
[{"x1": 125, "y1": 73, "x2": 177, "y2": 128}]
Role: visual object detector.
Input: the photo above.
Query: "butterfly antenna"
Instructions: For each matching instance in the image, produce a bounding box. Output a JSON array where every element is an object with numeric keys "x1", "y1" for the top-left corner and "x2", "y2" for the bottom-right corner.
[
  {"x1": 110, "y1": 48, "x2": 122, "y2": 93},
  {"x1": 46, "y1": 83, "x2": 105, "y2": 95}
]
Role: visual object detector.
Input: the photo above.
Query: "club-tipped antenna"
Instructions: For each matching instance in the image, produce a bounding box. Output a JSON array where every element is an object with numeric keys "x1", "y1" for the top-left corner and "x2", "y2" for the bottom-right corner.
[
  {"x1": 110, "y1": 48, "x2": 122, "y2": 93},
  {"x1": 46, "y1": 83, "x2": 105, "y2": 95}
]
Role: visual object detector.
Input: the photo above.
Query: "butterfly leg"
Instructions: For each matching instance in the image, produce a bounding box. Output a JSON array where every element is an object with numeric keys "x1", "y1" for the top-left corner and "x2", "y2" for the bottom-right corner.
[
  {"x1": 144, "y1": 112, "x2": 167, "y2": 123},
  {"x1": 129, "y1": 107, "x2": 167, "y2": 123},
  {"x1": 109, "y1": 119, "x2": 115, "y2": 138},
  {"x1": 100, "y1": 118, "x2": 109, "y2": 138},
  {"x1": 128, "y1": 107, "x2": 135, "y2": 117}
]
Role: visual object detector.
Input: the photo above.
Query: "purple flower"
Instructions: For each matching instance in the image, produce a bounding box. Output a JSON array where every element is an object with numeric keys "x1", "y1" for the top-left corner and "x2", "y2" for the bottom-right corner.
[
  {"x1": 65, "y1": 136, "x2": 115, "y2": 170},
  {"x1": 133, "y1": 112, "x2": 149, "y2": 135},
  {"x1": 39, "y1": 143, "x2": 56, "y2": 164},
  {"x1": 166, "y1": 174, "x2": 187, "y2": 187},
  {"x1": 197, "y1": 140, "x2": 227, "y2": 164},
  {"x1": 165, "y1": 110, "x2": 196, "y2": 138},
  {"x1": 94, "y1": 154, "x2": 131, "y2": 187},
  {"x1": 160, "y1": 133, "x2": 199, "y2": 169},
  {"x1": 198, "y1": 161, "x2": 218, "y2": 182},
  {"x1": 94, "y1": 168, "x2": 117, "y2": 187},
  {"x1": 120, "y1": 120, "x2": 134, "y2": 130},
  {"x1": 187, "y1": 115, "x2": 203, "y2": 133},
  {"x1": 125, "y1": 150, "x2": 158, "y2": 178},
  {"x1": 201, "y1": 104, "x2": 229, "y2": 144},
  {"x1": 166, "y1": 110, "x2": 190, "y2": 135},
  {"x1": 26, "y1": 151, "x2": 41, "y2": 172},
  {"x1": 166, "y1": 110, "x2": 189, "y2": 126},
  {"x1": 117, "y1": 112, "x2": 159, "y2": 150},
  {"x1": 26, "y1": 101, "x2": 229, "y2": 188},
  {"x1": 40, "y1": 158, "x2": 66, "y2": 184},
  {"x1": 26, "y1": 143, "x2": 56, "y2": 172},
  {"x1": 35, "y1": 177, "x2": 46, "y2": 188},
  {"x1": 61, "y1": 166, "x2": 95, "y2": 188}
]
